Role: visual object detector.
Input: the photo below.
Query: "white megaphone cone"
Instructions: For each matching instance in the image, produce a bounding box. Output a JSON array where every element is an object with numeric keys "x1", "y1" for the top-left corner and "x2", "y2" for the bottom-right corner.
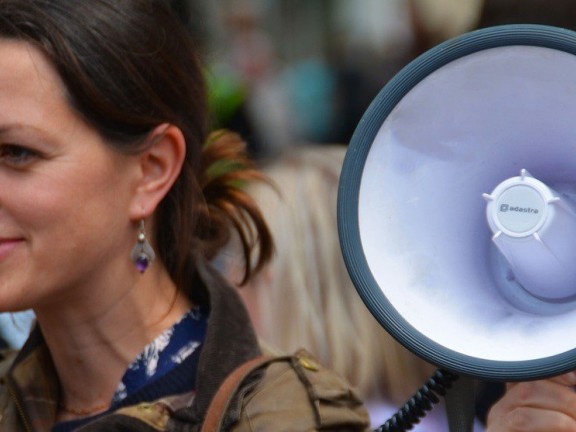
[
  {"x1": 337, "y1": 23, "x2": 576, "y2": 432},
  {"x1": 338, "y1": 24, "x2": 576, "y2": 385}
]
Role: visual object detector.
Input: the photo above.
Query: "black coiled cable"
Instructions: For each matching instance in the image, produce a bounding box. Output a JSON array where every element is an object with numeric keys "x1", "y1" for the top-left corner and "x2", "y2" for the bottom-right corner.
[{"x1": 374, "y1": 368, "x2": 459, "y2": 432}]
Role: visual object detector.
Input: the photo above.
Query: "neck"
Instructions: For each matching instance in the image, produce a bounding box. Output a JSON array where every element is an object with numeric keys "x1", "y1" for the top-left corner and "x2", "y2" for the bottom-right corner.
[{"x1": 34, "y1": 263, "x2": 193, "y2": 421}]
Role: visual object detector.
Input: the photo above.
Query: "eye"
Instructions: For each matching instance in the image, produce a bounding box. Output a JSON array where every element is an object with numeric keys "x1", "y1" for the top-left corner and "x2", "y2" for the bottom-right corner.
[{"x1": 0, "y1": 144, "x2": 40, "y2": 167}]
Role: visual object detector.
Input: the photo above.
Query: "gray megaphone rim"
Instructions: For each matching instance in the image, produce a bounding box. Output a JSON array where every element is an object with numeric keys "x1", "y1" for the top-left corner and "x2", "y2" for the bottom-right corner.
[{"x1": 338, "y1": 24, "x2": 576, "y2": 381}]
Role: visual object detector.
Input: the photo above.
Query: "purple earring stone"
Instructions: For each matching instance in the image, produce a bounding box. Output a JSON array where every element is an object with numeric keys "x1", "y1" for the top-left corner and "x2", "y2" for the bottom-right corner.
[
  {"x1": 135, "y1": 254, "x2": 150, "y2": 273},
  {"x1": 131, "y1": 220, "x2": 155, "y2": 273}
]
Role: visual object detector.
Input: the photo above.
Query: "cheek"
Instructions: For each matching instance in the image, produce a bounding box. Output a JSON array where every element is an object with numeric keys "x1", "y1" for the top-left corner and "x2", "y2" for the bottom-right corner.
[
  {"x1": 15, "y1": 163, "x2": 133, "y2": 248},
  {"x1": 5, "y1": 179, "x2": 69, "y2": 233}
]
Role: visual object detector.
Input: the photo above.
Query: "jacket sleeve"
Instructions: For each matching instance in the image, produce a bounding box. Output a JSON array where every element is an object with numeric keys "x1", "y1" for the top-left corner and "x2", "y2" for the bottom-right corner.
[{"x1": 231, "y1": 350, "x2": 371, "y2": 432}]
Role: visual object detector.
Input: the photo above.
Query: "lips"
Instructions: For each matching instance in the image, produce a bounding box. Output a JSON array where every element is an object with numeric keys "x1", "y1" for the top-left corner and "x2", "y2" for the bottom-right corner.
[{"x1": 0, "y1": 238, "x2": 24, "y2": 260}]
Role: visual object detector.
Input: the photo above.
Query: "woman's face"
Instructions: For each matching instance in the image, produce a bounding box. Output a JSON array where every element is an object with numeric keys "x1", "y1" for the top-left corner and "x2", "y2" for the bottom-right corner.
[{"x1": 0, "y1": 40, "x2": 141, "y2": 312}]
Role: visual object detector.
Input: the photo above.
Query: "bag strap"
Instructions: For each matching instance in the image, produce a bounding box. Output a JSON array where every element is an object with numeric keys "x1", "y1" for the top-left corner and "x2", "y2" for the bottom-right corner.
[{"x1": 200, "y1": 355, "x2": 277, "y2": 432}]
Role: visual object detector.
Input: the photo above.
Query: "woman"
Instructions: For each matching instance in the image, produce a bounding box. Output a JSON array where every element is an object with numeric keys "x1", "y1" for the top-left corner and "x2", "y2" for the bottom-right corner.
[{"x1": 0, "y1": 1, "x2": 369, "y2": 430}]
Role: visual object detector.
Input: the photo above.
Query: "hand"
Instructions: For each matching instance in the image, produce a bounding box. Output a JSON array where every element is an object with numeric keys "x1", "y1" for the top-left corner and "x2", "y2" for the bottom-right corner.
[{"x1": 486, "y1": 372, "x2": 576, "y2": 431}]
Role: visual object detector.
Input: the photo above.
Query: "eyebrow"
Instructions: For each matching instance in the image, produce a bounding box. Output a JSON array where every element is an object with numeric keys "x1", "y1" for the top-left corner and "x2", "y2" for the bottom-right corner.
[
  {"x1": 0, "y1": 123, "x2": 47, "y2": 135},
  {"x1": 0, "y1": 123, "x2": 58, "y2": 146}
]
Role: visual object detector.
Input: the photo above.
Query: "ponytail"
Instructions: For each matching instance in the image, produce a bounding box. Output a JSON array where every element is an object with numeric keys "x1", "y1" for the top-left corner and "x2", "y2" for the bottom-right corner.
[{"x1": 196, "y1": 130, "x2": 274, "y2": 285}]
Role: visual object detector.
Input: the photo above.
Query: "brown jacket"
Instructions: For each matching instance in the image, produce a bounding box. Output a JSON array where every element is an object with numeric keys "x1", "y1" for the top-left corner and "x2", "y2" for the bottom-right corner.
[{"x1": 0, "y1": 263, "x2": 370, "y2": 431}]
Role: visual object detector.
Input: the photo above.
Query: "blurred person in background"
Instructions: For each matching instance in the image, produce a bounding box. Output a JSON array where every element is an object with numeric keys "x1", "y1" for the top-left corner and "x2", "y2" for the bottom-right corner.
[{"x1": 222, "y1": 144, "x2": 474, "y2": 430}]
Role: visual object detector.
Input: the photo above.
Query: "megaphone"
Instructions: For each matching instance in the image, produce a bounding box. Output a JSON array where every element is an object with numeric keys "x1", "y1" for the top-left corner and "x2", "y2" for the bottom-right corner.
[{"x1": 338, "y1": 23, "x2": 576, "y2": 428}]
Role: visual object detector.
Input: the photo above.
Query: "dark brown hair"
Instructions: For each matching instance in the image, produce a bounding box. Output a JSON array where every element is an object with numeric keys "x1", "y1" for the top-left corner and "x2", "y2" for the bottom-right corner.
[{"x1": 0, "y1": 0, "x2": 272, "y2": 299}]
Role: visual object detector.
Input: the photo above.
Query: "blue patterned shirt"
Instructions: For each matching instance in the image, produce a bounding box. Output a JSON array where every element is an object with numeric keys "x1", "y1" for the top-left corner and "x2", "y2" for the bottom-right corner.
[
  {"x1": 112, "y1": 306, "x2": 208, "y2": 404},
  {"x1": 52, "y1": 306, "x2": 208, "y2": 432}
]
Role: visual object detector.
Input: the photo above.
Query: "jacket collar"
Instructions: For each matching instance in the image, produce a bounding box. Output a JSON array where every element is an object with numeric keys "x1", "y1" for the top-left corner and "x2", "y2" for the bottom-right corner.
[{"x1": 186, "y1": 260, "x2": 262, "y2": 422}]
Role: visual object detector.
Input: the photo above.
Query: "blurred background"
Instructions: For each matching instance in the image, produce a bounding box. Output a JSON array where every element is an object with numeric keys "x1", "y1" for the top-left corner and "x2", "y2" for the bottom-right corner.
[
  {"x1": 167, "y1": 0, "x2": 576, "y2": 162},
  {"x1": 176, "y1": 0, "x2": 487, "y2": 160}
]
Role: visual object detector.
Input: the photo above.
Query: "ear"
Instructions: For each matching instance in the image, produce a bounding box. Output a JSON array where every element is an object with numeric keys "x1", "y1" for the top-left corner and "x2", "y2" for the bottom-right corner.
[{"x1": 129, "y1": 123, "x2": 186, "y2": 219}]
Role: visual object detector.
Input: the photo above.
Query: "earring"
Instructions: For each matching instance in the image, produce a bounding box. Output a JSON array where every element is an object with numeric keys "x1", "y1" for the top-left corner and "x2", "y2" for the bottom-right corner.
[{"x1": 131, "y1": 219, "x2": 155, "y2": 273}]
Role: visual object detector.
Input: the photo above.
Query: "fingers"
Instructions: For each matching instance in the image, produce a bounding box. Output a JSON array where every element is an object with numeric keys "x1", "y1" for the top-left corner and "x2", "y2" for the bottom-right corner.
[
  {"x1": 487, "y1": 375, "x2": 576, "y2": 432},
  {"x1": 488, "y1": 407, "x2": 576, "y2": 432},
  {"x1": 550, "y1": 372, "x2": 576, "y2": 387},
  {"x1": 506, "y1": 372, "x2": 576, "y2": 391}
]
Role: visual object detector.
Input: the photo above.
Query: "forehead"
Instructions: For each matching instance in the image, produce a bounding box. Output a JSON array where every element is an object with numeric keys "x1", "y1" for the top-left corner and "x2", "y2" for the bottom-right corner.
[{"x1": 0, "y1": 39, "x2": 70, "y2": 126}]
